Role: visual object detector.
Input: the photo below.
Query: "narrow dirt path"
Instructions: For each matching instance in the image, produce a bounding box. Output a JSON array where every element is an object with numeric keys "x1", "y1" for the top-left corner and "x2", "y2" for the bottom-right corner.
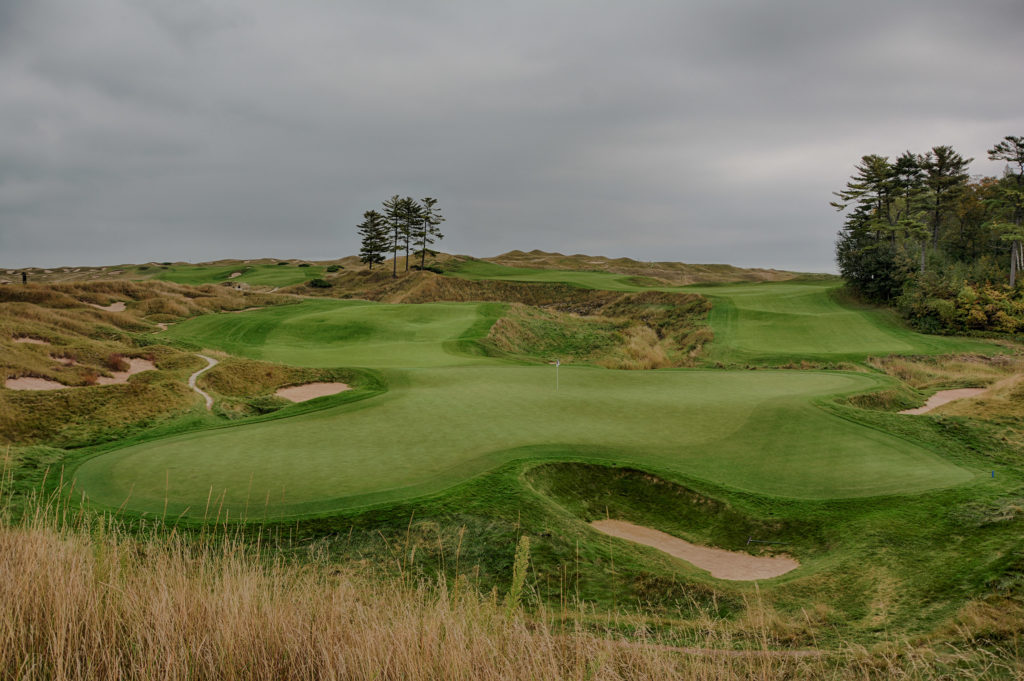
[{"x1": 189, "y1": 354, "x2": 218, "y2": 410}]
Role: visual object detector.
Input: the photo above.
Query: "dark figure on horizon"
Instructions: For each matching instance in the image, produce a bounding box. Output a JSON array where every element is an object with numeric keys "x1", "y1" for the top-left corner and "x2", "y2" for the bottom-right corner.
[{"x1": 21, "y1": 271, "x2": 27, "y2": 285}]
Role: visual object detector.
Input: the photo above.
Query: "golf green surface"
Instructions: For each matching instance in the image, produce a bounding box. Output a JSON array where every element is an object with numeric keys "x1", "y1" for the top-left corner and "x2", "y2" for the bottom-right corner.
[
  {"x1": 161, "y1": 300, "x2": 501, "y2": 368},
  {"x1": 74, "y1": 297, "x2": 979, "y2": 519}
]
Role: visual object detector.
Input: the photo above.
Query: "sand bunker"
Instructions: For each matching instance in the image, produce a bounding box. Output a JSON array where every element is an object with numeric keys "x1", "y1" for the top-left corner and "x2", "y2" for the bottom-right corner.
[
  {"x1": 591, "y1": 520, "x2": 799, "y2": 581},
  {"x1": 900, "y1": 387, "x2": 988, "y2": 415},
  {"x1": 229, "y1": 271, "x2": 243, "y2": 278},
  {"x1": 89, "y1": 301, "x2": 127, "y2": 312},
  {"x1": 13, "y1": 337, "x2": 49, "y2": 345},
  {"x1": 275, "y1": 382, "x2": 351, "y2": 402},
  {"x1": 52, "y1": 356, "x2": 77, "y2": 366},
  {"x1": 4, "y1": 377, "x2": 67, "y2": 391},
  {"x1": 94, "y1": 358, "x2": 157, "y2": 385}
]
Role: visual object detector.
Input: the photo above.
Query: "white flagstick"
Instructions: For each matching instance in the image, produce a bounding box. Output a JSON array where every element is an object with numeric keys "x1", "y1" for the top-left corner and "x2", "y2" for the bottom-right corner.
[{"x1": 555, "y1": 358, "x2": 560, "y2": 391}]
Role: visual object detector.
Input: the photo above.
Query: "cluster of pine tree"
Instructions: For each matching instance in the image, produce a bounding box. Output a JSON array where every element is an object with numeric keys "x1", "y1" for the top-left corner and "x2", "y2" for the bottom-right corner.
[
  {"x1": 833, "y1": 136, "x2": 1024, "y2": 335},
  {"x1": 357, "y1": 196, "x2": 445, "y2": 276}
]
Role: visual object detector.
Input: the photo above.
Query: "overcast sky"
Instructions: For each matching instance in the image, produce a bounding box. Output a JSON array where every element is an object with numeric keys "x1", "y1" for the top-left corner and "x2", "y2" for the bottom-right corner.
[{"x1": 1, "y1": 1, "x2": 1022, "y2": 272}]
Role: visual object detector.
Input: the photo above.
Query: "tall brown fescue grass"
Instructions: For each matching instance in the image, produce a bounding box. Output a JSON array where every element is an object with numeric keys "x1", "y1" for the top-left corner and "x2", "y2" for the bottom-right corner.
[{"x1": 2, "y1": 491, "x2": 1021, "y2": 680}]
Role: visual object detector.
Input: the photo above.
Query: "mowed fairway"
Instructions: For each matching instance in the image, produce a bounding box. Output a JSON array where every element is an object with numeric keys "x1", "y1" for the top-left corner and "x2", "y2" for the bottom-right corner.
[
  {"x1": 450, "y1": 260, "x2": 1000, "y2": 362},
  {"x1": 154, "y1": 263, "x2": 323, "y2": 287},
  {"x1": 687, "y1": 281, "x2": 999, "y2": 363},
  {"x1": 73, "y1": 298, "x2": 975, "y2": 518}
]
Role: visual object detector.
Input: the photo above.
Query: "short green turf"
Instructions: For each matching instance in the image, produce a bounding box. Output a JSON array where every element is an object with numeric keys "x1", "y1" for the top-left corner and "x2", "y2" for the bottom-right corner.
[
  {"x1": 162, "y1": 300, "x2": 504, "y2": 368},
  {"x1": 685, "y1": 281, "x2": 998, "y2": 363},
  {"x1": 154, "y1": 263, "x2": 323, "y2": 287},
  {"x1": 74, "y1": 297, "x2": 975, "y2": 518}
]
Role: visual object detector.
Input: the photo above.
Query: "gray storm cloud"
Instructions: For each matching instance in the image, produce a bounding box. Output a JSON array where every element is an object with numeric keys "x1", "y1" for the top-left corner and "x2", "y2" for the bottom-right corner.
[{"x1": 1, "y1": 0, "x2": 1021, "y2": 271}]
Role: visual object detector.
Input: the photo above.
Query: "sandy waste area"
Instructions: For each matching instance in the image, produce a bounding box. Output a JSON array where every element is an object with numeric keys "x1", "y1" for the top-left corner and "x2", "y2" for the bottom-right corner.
[
  {"x1": 4, "y1": 377, "x2": 68, "y2": 391},
  {"x1": 4, "y1": 358, "x2": 156, "y2": 391},
  {"x1": 89, "y1": 301, "x2": 127, "y2": 312},
  {"x1": 95, "y1": 358, "x2": 157, "y2": 385},
  {"x1": 275, "y1": 382, "x2": 351, "y2": 402},
  {"x1": 591, "y1": 519, "x2": 799, "y2": 581},
  {"x1": 899, "y1": 387, "x2": 987, "y2": 415}
]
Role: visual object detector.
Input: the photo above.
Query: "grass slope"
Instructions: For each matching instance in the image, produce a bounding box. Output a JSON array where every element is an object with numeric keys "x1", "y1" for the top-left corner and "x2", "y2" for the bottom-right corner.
[
  {"x1": 688, "y1": 281, "x2": 1000, "y2": 364},
  {"x1": 449, "y1": 260, "x2": 1000, "y2": 363}
]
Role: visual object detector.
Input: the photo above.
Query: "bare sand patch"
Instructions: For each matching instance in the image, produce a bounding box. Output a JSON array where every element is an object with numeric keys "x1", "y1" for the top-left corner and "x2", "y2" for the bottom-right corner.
[
  {"x1": 229, "y1": 271, "x2": 243, "y2": 278},
  {"x1": 153, "y1": 322, "x2": 169, "y2": 333},
  {"x1": 13, "y1": 337, "x2": 49, "y2": 345},
  {"x1": 275, "y1": 382, "x2": 351, "y2": 403},
  {"x1": 4, "y1": 377, "x2": 67, "y2": 391},
  {"x1": 88, "y1": 301, "x2": 127, "y2": 312},
  {"x1": 52, "y1": 356, "x2": 77, "y2": 366},
  {"x1": 591, "y1": 520, "x2": 799, "y2": 581},
  {"x1": 900, "y1": 387, "x2": 988, "y2": 415},
  {"x1": 94, "y1": 358, "x2": 157, "y2": 385}
]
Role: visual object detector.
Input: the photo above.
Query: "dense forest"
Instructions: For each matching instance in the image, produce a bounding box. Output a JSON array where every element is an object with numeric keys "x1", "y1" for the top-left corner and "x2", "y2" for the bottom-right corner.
[{"x1": 833, "y1": 135, "x2": 1024, "y2": 335}]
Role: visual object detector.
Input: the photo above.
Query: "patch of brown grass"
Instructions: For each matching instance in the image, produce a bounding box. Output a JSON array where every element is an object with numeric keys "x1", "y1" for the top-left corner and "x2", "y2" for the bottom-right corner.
[
  {"x1": 484, "y1": 250, "x2": 806, "y2": 285},
  {"x1": 0, "y1": 504, "x2": 1020, "y2": 680},
  {"x1": 869, "y1": 354, "x2": 1023, "y2": 391}
]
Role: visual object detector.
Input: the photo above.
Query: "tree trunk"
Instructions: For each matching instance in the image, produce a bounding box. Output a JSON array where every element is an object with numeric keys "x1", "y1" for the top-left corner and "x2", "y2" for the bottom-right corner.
[
  {"x1": 920, "y1": 242, "x2": 926, "y2": 274},
  {"x1": 1012, "y1": 240, "x2": 1020, "y2": 288},
  {"x1": 393, "y1": 226, "x2": 399, "y2": 278}
]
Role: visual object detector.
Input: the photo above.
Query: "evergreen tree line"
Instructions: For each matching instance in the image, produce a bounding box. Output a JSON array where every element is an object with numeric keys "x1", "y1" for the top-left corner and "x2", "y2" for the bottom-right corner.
[
  {"x1": 833, "y1": 135, "x2": 1024, "y2": 334},
  {"x1": 357, "y1": 196, "x2": 445, "y2": 277}
]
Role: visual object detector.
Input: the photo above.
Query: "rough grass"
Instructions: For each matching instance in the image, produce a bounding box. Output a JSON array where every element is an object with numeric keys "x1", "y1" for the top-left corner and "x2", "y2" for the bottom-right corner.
[
  {"x1": 1, "y1": 501, "x2": 1021, "y2": 680},
  {"x1": 0, "y1": 281, "x2": 298, "y2": 446},
  {"x1": 480, "y1": 251, "x2": 806, "y2": 285}
]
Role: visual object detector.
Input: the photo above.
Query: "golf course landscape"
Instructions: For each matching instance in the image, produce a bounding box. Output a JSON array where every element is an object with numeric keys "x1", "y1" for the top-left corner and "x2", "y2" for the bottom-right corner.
[{"x1": 3, "y1": 254, "x2": 1023, "y2": 676}]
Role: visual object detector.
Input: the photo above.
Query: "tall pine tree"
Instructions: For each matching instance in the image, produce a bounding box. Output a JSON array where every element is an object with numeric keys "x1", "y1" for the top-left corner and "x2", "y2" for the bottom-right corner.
[
  {"x1": 382, "y1": 195, "x2": 403, "y2": 278},
  {"x1": 415, "y1": 197, "x2": 445, "y2": 269},
  {"x1": 357, "y1": 210, "x2": 388, "y2": 270},
  {"x1": 987, "y1": 136, "x2": 1024, "y2": 286}
]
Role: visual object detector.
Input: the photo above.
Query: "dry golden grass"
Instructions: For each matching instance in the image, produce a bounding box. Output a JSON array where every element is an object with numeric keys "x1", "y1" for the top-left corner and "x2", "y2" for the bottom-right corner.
[
  {"x1": 484, "y1": 250, "x2": 803, "y2": 285},
  {"x1": 869, "y1": 354, "x2": 1024, "y2": 391},
  {"x1": 1, "y1": 498, "x2": 1021, "y2": 681}
]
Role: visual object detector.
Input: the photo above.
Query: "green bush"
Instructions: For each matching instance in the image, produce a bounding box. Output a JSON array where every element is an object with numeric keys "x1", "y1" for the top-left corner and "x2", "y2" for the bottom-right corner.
[
  {"x1": 298, "y1": 263, "x2": 312, "y2": 268},
  {"x1": 307, "y1": 278, "x2": 332, "y2": 289},
  {"x1": 326, "y1": 265, "x2": 342, "y2": 273}
]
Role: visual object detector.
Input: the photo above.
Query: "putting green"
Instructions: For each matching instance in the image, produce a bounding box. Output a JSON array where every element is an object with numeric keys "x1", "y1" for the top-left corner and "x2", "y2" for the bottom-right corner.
[
  {"x1": 73, "y1": 298, "x2": 976, "y2": 518},
  {"x1": 73, "y1": 366, "x2": 971, "y2": 518},
  {"x1": 162, "y1": 300, "x2": 504, "y2": 368}
]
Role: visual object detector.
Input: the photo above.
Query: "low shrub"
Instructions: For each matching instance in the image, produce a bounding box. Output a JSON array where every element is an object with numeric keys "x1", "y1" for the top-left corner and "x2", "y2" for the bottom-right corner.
[
  {"x1": 298, "y1": 263, "x2": 312, "y2": 268},
  {"x1": 307, "y1": 278, "x2": 332, "y2": 289},
  {"x1": 326, "y1": 264, "x2": 342, "y2": 273},
  {"x1": 106, "y1": 353, "x2": 130, "y2": 372}
]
